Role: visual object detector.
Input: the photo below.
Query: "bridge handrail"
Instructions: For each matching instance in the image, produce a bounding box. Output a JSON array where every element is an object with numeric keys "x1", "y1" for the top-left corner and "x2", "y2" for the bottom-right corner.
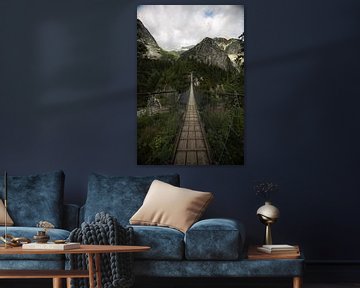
[{"x1": 137, "y1": 90, "x2": 178, "y2": 96}]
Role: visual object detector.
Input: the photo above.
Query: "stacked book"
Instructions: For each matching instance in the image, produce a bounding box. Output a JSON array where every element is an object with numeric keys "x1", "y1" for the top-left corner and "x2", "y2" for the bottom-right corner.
[
  {"x1": 248, "y1": 244, "x2": 300, "y2": 260},
  {"x1": 257, "y1": 244, "x2": 299, "y2": 255},
  {"x1": 22, "y1": 242, "x2": 80, "y2": 250}
]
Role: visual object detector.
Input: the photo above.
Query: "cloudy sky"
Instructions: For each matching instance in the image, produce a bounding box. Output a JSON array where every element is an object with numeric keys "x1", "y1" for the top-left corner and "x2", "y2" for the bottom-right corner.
[{"x1": 137, "y1": 5, "x2": 244, "y2": 51}]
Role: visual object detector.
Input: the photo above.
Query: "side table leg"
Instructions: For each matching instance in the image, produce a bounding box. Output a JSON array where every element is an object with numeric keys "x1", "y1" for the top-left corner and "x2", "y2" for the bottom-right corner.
[
  {"x1": 88, "y1": 253, "x2": 95, "y2": 288},
  {"x1": 95, "y1": 253, "x2": 102, "y2": 288},
  {"x1": 293, "y1": 276, "x2": 302, "y2": 288},
  {"x1": 53, "y1": 278, "x2": 62, "y2": 288}
]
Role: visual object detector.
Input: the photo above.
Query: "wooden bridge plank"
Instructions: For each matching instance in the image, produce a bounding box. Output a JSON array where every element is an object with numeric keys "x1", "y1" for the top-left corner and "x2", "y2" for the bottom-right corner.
[
  {"x1": 174, "y1": 151, "x2": 186, "y2": 164},
  {"x1": 197, "y1": 151, "x2": 209, "y2": 165},
  {"x1": 186, "y1": 151, "x2": 197, "y2": 165},
  {"x1": 196, "y1": 139, "x2": 205, "y2": 149},
  {"x1": 178, "y1": 139, "x2": 187, "y2": 149},
  {"x1": 173, "y1": 73, "x2": 210, "y2": 165},
  {"x1": 188, "y1": 140, "x2": 196, "y2": 149}
]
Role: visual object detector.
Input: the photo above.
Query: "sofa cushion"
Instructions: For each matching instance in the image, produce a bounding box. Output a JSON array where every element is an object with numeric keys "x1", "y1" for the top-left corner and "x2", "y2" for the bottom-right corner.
[
  {"x1": 184, "y1": 218, "x2": 245, "y2": 260},
  {"x1": 130, "y1": 225, "x2": 184, "y2": 260},
  {"x1": 0, "y1": 171, "x2": 65, "y2": 227},
  {"x1": 84, "y1": 173, "x2": 180, "y2": 225},
  {"x1": 130, "y1": 180, "x2": 213, "y2": 233},
  {"x1": 0, "y1": 199, "x2": 14, "y2": 226},
  {"x1": 0, "y1": 227, "x2": 70, "y2": 261}
]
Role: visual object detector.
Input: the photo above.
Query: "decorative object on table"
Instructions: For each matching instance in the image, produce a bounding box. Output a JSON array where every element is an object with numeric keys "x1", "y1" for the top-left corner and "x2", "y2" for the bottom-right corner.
[
  {"x1": 0, "y1": 234, "x2": 31, "y2": 247},
  {"x1": 54, "y1": 239, "x2": 67, "y2": 244},
  {"x1": 34, "y1": 220, "x2": 55, "y2": 243},
  {"x1": 33, "y1": 230, "x2": 50, "y2": 243},
  {"x1": 254, "y1": 181, "x2": 280, "y2": 245}
]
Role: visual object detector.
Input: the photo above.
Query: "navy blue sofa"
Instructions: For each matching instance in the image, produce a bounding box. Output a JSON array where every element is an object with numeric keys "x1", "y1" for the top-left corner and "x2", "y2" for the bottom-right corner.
[
  {"x1": 0, "y1": 171, "x2": 303, "y2": 287},
  {"x1": 80, "y1": 173, "x2": 304, "y2": 283},
  {"x1": 0, "y1": 171, "x2": 79, "y2": 270}
]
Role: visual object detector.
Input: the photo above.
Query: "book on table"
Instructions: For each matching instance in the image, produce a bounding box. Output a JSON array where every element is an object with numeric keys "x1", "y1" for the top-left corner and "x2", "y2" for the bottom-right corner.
[
  {"x1": 247, "y1": 245, "x2": 301, "y2": 260},
  {"x1": 248, "y1": 245, "x2": 300, "y2": 260},
  {"x1": 22, "y1": 242, "x2": 80, "y2": 250},
  {"x1": 256, "y1": 244, "x2": 299, "y2": 254}
]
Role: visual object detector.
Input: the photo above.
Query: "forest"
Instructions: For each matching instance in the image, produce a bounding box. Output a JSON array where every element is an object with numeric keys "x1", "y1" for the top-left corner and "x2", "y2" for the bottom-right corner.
[{"x1": 137, "y1": 46, "x2": 245, "y2": 165}]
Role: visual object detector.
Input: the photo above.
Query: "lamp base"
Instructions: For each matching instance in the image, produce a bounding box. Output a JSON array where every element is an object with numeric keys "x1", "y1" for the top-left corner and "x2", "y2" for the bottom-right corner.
[{"x1": 265, "y1": 223, "x2": 272, "y2": 245}]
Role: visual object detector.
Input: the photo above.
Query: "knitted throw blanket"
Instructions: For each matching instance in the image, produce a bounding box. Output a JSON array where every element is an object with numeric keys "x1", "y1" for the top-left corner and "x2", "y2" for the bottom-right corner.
[{"x1": 68, "y1": 212, "x2": 134, "y2": 288}]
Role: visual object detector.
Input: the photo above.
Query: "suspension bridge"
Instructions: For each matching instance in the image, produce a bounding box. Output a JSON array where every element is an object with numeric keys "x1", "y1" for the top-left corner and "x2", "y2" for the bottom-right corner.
[
  {"x1": 137, "y1": 73, "x2": 243, "y2": 165},
  {"x1": 173, "y1": 73, "x2": 211, "y2": 165}
]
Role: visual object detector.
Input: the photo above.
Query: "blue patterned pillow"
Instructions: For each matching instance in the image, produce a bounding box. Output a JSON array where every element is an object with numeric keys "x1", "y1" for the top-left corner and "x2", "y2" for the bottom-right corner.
[
  {"x1": 0, "y1": 170, "x2": 65, "y2": 227},
  {"x1": 84, "y1": 173, "x2": 180, "y2": 225}
]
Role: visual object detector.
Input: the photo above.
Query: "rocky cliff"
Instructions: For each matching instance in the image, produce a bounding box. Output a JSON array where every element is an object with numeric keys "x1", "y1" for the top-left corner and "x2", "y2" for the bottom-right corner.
[
  {"x1": 137, "y1": 19, "x2": 162, "y2": 59},
  {"x1": 214, "y1": 37, "x2": 244, "y2": 69},
  {"x1": 180, "y1": 37, "x2": 234, "y2": 71}
]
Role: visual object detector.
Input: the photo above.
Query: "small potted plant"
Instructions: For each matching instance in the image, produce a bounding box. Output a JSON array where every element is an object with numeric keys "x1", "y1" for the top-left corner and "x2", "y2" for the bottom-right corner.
[{"x1": 254, "y1": 181, "x2": 279, "y2": 202}]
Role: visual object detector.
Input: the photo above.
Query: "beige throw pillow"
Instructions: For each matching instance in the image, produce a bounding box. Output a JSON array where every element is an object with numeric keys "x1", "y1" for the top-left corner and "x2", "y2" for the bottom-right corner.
[
  {"x1": 0, "y1": 199, "x2": 14, "y2": 226},
  {"x1": 130, "y1": 180, "x2": 213, "y2": 233}
]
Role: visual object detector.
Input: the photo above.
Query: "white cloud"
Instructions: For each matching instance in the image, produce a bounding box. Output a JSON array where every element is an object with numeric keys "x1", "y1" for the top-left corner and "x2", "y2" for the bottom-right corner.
[{"x1": 137, "y1": 5, "x2": 244, "y2": 51}]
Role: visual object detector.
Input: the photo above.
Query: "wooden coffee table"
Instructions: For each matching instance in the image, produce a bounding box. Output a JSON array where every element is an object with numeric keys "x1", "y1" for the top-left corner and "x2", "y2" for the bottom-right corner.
[{"x1": 0, "y1": 244, "x2": 150, "y2": 288}]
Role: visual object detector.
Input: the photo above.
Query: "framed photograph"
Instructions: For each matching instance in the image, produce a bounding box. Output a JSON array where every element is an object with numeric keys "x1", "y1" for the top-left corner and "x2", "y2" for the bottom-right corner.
[{"x1": 137, "y1": 5, "x2": 244, "y2": 165}]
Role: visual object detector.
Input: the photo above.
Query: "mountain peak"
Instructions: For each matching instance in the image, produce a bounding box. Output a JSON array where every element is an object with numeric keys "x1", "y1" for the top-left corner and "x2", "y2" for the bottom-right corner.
[
  {"x1": 203, "y1": 37, "x2": 214, "y2": 42},
  {"x1": 137, "y1": 19, "x2": 162, "y2": 59},
  {"x1": 180, "y1": 37, "x2": 233, "y2": 71}
]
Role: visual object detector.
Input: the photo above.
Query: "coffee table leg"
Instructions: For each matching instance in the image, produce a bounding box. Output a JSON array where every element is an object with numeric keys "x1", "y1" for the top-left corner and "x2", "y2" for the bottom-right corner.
[
  {"x1": 66, "y1": 277, "x2": 72, "y2": 288},
  {"x1": 52, "y1": 278, "x2": 62, "y2": 288},
  {"x1": 88, "y1": 253, "x2": 95, "y2": 288},
  {"x1": 95, "y1": 253, "x2": 102, "y2": 288},
  {"x1": 293, "y1": 276, "x2": 302, "y2": 288}
]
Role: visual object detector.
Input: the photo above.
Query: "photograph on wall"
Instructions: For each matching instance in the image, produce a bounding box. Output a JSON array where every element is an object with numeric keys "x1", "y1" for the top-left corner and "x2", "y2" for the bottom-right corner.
[{"x1": 137, "y1": 5, "x2": 245, "y2": 165}]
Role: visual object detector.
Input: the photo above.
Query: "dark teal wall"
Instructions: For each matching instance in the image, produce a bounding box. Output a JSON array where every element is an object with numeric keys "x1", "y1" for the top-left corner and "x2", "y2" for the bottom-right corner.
[{"x1": 1, "y1": 0, "x2": 360, "y2": 262}]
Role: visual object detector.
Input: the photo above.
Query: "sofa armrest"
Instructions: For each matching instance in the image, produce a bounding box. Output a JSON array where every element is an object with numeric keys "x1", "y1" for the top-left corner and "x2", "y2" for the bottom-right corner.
[
  {"x1": 184, "y1": 218, "x2": 245, "y2": 260},
  {"x1": 63, "y1": 204, "x2": 80, "y2": 231}
]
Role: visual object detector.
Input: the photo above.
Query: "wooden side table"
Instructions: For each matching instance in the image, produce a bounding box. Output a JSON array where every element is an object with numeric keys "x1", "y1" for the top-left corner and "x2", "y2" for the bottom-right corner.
[
  {"x1": 247, "y1": 245, "x2": 303, "y2": 288},
  {"x1": 0, "y1": 244, "x2": 150, "y2": 288}
]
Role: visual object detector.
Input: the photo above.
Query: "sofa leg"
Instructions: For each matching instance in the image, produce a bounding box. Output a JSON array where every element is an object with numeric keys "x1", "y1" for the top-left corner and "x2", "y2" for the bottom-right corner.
[
  {"x1": 53, "y1": 278, "x2": 62, "y2": 288},
  {"x1": 293, "y1": 276, "x2": 302, "y2": 288}
]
